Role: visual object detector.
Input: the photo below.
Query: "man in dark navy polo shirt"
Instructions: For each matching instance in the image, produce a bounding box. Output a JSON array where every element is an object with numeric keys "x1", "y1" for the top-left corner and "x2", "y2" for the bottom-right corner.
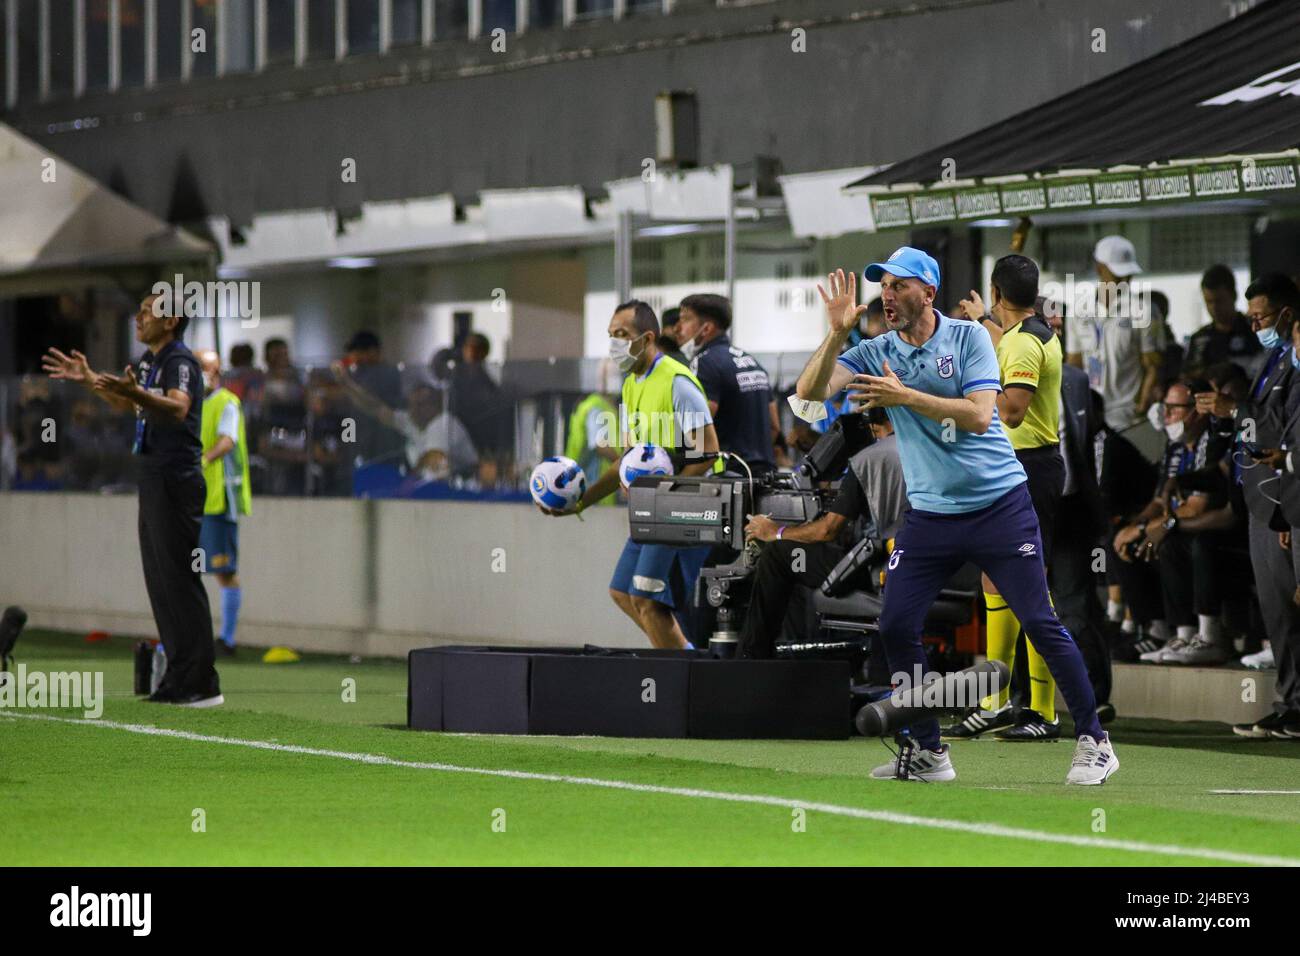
[
  {"x1": 44, "y1": 293, "x2": 222, "y2": 706},
  {"x1": 675, "y1": 293, "x2": 778, "y2": 475}
]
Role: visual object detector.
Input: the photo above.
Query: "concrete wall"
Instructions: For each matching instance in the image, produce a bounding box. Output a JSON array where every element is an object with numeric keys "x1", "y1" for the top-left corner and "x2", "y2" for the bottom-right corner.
[{"x1": 0, "y1": 491, "x2": 638, "y2": 657}]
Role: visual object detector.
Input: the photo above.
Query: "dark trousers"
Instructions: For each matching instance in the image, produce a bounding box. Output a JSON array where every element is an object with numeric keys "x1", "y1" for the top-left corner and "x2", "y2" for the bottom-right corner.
[
  {"x1": 739, "y1": 539, "x2": 846, "y2": 658},
  {"x1": 1049, "y1": 496, "x2": 1111, "y2": 705},
  {"x1": 1112, "y1": 548, "x2": 1166, "y2": 627},
  {"x1": 880, "y1": 483, "x2": 1103, "y2": 748},
  {"x1": 1157, "y1": 528, "x2": 1247, "y2": 626},
  {"x1": 138, "y1": 467, "x2": 217, "y2": 695}
]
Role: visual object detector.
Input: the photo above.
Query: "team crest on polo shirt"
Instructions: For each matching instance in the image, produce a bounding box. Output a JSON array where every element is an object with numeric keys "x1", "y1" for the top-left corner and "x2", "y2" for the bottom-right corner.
[{"x1": 936, "y1": 354, "x2": 955, "y2": 379}]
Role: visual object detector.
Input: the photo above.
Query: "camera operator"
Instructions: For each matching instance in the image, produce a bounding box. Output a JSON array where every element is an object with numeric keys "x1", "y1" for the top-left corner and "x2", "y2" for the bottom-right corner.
[
  {"x1": 1111, "y1": 380, "x2": 1234, "y2": 663},
  {"x1": 736, "y1": 408, "x2": 905, "y2": 659}
]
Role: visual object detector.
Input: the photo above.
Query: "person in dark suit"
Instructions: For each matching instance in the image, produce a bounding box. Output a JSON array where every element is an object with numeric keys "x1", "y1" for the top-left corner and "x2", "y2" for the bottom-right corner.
[
  {"x1": 1196, "y1": 274, "x2": 1300, "y2": 738},
  {"x1": 1053, "y1": 356, "x2": 1114, "y2": 717}
]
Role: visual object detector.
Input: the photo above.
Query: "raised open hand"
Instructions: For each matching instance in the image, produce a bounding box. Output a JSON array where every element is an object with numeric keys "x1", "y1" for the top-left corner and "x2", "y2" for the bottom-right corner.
[{"x1": 816, "y1": 269, "x2": 867, "y2": 335}]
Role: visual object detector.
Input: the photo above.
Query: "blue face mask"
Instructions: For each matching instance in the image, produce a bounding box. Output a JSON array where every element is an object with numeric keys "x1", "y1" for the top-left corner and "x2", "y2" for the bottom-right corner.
[
  {"x1": 1258, "y1": 326, "x2": 1282, "y2": 349},
  {"x1": 1291, "y1": 349, "x2": 1300, "y2": 372}
]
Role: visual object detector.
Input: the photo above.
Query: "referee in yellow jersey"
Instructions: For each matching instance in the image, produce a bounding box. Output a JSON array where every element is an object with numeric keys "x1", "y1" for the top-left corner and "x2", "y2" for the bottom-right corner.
[{"x1": 945, "y1": 254, "x2": 1065, "y2": 741}]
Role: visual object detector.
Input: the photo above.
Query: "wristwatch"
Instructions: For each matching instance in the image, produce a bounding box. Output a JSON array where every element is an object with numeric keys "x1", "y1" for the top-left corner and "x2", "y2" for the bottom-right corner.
[{"x1": 1162, "y1": 514, "x2": 1179, "y2": 533}]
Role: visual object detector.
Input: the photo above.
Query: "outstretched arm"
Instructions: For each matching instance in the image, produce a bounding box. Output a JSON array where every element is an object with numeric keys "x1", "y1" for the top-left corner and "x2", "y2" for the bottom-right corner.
[
  {"x1": 42, "y1": 348, "x2": 136, "y2": 413},
  {"x1": 796, "y1": 269, "x2": 862, "y2": 402},
  {"x1": 332, "y1": 361, "x2": 397, "y2": 429}
]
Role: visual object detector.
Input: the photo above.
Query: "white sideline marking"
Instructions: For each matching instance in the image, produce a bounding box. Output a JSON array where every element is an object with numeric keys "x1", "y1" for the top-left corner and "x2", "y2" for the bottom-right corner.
[
  {"x1": 1209, "y1": 790, "x2": 1300, "y2": 795},
  {"x1": 5, "y1": 711, "x2": 1298, "y2": 867}
]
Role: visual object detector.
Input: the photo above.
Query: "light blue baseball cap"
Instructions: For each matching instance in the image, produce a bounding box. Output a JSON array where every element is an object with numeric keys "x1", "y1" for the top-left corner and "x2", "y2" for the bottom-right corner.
[{"x1": 864, "y1": 246, "x2": 941, "y2": 290}]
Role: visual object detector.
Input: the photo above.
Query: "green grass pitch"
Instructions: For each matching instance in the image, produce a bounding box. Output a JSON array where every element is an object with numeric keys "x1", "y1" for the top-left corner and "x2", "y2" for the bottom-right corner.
[{"x1": 3, "y1": 630, "x2": 1298, "y2": 866}]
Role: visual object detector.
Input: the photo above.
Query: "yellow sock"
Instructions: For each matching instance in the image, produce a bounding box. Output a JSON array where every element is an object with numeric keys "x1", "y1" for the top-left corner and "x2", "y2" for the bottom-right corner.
[
  {"x1": 983, "y1": 592, "x2": 1018, "y2": 710},
  {"x1": 1028, "y1": 586, "x2": 1058, "y2": 722},
  {"x1": 1026, "y1": 641, "x2": 1057, "y2": 722}
]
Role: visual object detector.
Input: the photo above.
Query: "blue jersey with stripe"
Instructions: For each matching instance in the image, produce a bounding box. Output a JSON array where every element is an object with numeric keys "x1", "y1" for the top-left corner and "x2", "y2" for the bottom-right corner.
[{"x1": 837, "y1": 309, "x2": 1026, "y2": 513}]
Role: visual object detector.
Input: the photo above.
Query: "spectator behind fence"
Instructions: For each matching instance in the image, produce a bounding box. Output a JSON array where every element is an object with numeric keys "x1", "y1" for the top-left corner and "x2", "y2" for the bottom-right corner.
[
  {"x1": 333, "y1": 364, "x2": 477, "y2": 481},
  {"x1": 447, "y1": 332, "x2": 512, "y2": 466},
  {"x1": 256, "y1": 337, "x2": 308, "y2": 495},
  {"x1": 1111, "y1": 382, "x2": 1222, "y2": 662},
  {"x1": 305, "y1": 370, "x2": 353, "y2": 496},
  {"x1": 1183, "y1": 264, "x2": 1260, "y2": 378},
  {"x1": 343, "y1": 331, "x2": 407, "y2": 467},
  {"x1": 1066, "y1": 235, "x2": 1164, "y2": 433}
]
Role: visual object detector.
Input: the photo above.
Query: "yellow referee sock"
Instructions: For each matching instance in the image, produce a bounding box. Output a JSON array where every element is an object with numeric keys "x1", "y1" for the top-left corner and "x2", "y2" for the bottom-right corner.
[
  {"x1": 1026, "y1": 641, "x2": 1057, "y2": 723},
  {"x1": 982, "y1": 592, "x2": 1017, "y2": 711}
]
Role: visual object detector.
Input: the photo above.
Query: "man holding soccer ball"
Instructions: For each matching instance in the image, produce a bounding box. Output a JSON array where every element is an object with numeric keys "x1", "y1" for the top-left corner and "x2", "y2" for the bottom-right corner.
[
  {"x1": 796, "y1": 251, "x2": 1118, "y2": 785},
  {"x1": 538, "y1": 301, "x2": 720, "y2": 650}
]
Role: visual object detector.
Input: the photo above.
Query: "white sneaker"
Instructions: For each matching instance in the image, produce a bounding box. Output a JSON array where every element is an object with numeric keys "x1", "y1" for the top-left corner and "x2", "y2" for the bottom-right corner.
[
  {"x1": 180, "y1": 693, "x2": 225, "y2": 708},
  {"x1": 870, "y1": 740, "x2": 956, "y2": 782},
  {"x1": 1241, "y1": 646, "x2": 1275, "y2": 670},
  {"x1": 1150, "y1": 636, "x2": 1189, "y2": 663},
  {"x1": 1165, "y1": 635, "x2": 1230, "y2": 665},
  {"x1": 1066, "y1": 734, "x2": 1119, "y2": 785}
]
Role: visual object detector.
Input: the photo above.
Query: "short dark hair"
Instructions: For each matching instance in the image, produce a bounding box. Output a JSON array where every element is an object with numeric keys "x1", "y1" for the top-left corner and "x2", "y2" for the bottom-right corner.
[
  {"x1": 264, "y1": 337, "x2": 289, "y2": 359},
  {"x1": 661, "y1": 307, "x2": 681, "y2": 329},
  {"x1": 465, "y1": 332, "x2": 490, "y2": 357},
  {"x1": 1245, "y1": 273, "x2": 1300, "y2": 313},
  {"x1": 1182, "y1": 377, "x2": 1212, "y2": 397},
  {"x1": 1201, "y1": 264, "x2": 1236, "y2": 293},
  {"x1": 679, "y1": 293, "x2": 732, "y2": 331},
  {"x1": 345, "y1": 331, "x2": 380, "y2": 353},
  {"x1": 615, "y1": 300, "x2": 660, "y2": 337},
  {"x1": 230, "y1": 343, "x2": 255, "y2": 367},
  {"x1": 990, "y1": 254, "x2": 1039, "y2": 310},
  {"x1": 1204, "y1": 361, "x2": 1249, "y2": 391}
]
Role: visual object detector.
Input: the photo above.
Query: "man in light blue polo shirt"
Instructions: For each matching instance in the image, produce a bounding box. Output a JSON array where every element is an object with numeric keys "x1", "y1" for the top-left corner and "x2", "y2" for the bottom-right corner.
[{"x1": 795, "y1": 248, "x2": 1116, "y2": 786}]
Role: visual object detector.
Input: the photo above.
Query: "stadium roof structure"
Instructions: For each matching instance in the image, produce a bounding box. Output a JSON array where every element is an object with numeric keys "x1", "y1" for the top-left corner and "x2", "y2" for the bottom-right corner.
[
  {"x1": 846, "y1": 0, "x2": 1300, "y2": 230},
  {"x1": 0, "y1": 121, "x2": 213, "y2": 294}
]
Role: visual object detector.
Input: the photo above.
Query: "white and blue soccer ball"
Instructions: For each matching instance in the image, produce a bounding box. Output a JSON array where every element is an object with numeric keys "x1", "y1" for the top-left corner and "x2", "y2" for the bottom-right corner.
[
  {"x1": 530, "y1": 456, "x2": 587, "y2": 511},
  {"x1": 619, "y1": 443, "x2": 674, "y2": 489}
]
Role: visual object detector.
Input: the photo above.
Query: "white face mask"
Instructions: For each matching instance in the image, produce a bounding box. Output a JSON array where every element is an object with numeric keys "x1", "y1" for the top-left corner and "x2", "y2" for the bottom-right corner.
[
  {"x1": 1147, "y1": 402, "x2": 1165, "y2": 432},
  {"x1": 680, "y1": 336, "x2": 702, "y2": 362},
  {"x1": 608, "y1": 335, "x2": 645, "y2": 373},
  {"x1": 1164, "y1": 420, "x2": 1185, "y2": 443}
]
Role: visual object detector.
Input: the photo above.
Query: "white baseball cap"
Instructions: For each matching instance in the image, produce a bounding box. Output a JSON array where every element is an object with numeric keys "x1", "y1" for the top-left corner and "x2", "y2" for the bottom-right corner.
[{"x1": 1093, "y1": 235, "x2": 1142, "y2": 277}]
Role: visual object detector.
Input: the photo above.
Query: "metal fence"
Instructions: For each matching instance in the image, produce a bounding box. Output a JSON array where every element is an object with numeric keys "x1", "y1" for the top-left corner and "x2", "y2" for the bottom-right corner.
[{"x1": 0, "y1": 349, "x2": 812, "y2": 499}]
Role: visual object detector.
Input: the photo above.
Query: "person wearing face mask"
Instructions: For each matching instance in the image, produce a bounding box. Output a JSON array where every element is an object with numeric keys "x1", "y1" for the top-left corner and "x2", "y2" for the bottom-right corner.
[
  {"x1": 674, "y1": 294, "x2": 778, "y2": 477},
  {"x1": 1112, "y1": 381, "x2": 1239, "y2": 665},
  {"x1": 1201, "y1": 273, "x2": 1300, "y2": 740},
  {"x1": 538, "y1": 301, "x2": 721, "y2": 651}
]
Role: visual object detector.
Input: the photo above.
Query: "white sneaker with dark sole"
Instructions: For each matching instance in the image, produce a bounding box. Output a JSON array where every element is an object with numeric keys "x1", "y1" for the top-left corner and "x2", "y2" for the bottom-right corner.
[
  {"x1": 870, "y1": 741, "x2": 956, "y2": 782},
  {"x1": 1065, "y1": 734, "x2": 1118, "y2": 785},
  {"x1": 1241, "y1": 647, "x2": 1275, "y2": 670}
]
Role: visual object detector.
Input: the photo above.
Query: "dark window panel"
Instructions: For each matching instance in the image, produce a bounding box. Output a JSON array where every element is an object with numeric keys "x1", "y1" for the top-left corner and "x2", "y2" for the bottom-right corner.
[
  {"x1": 347, "y1": 0, "x2": 379, "y2": 54},
  {"x1": 86, "y1": 0, "x2": 111, "y2": 90},
  {"x1": 528, "y1": 0, "x2": 560, "y2": 30},
  {"x1": 482, "y1": 0, "x2": 515, "y2": 34},
  {"x1": 157, "y1": 0, "x2": 183, "y2": 82},
  {"x1": 306, "y1": 0, "x2": 337, "y2": 60},
  {"x1": 225, "y1": 0, "x2": 255, "y2": 72},
  {"x1": 49, "y1": 0, "x2": 76, "y2": 97},
  {"x1": 120, "y1": 0, "x2": 146, "y2": 86},
  {"x1": 434, "y1": 0, "x2": 467, "y2": 41},
  {"x1": 266, "y1": 1, "x2": 296, "y2": 65},
  {"x1": 391, "y1": 0, "x2": 424, "y2": 45},
  {"x1": 575, "y1": 0, "x2": 612, "y2": 19},
  {"x1": 191, "y1": 0, "x2": 217, "y2": 78}
]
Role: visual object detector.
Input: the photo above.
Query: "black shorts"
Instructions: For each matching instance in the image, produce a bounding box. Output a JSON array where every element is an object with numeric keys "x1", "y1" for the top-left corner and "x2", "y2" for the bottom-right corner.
[{"x1": 1016, "y1": 445, "x2": 1065, "y2": 565}]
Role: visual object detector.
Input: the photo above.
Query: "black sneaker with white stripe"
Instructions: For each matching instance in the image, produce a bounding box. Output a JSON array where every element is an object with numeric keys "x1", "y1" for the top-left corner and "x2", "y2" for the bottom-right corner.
[
  {"x1": 995, "y1": 708, "x2": 1061, "y2": 741},
  {"x1": 941, "y1": 703, "x2": 1014, "y2": 740}
]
